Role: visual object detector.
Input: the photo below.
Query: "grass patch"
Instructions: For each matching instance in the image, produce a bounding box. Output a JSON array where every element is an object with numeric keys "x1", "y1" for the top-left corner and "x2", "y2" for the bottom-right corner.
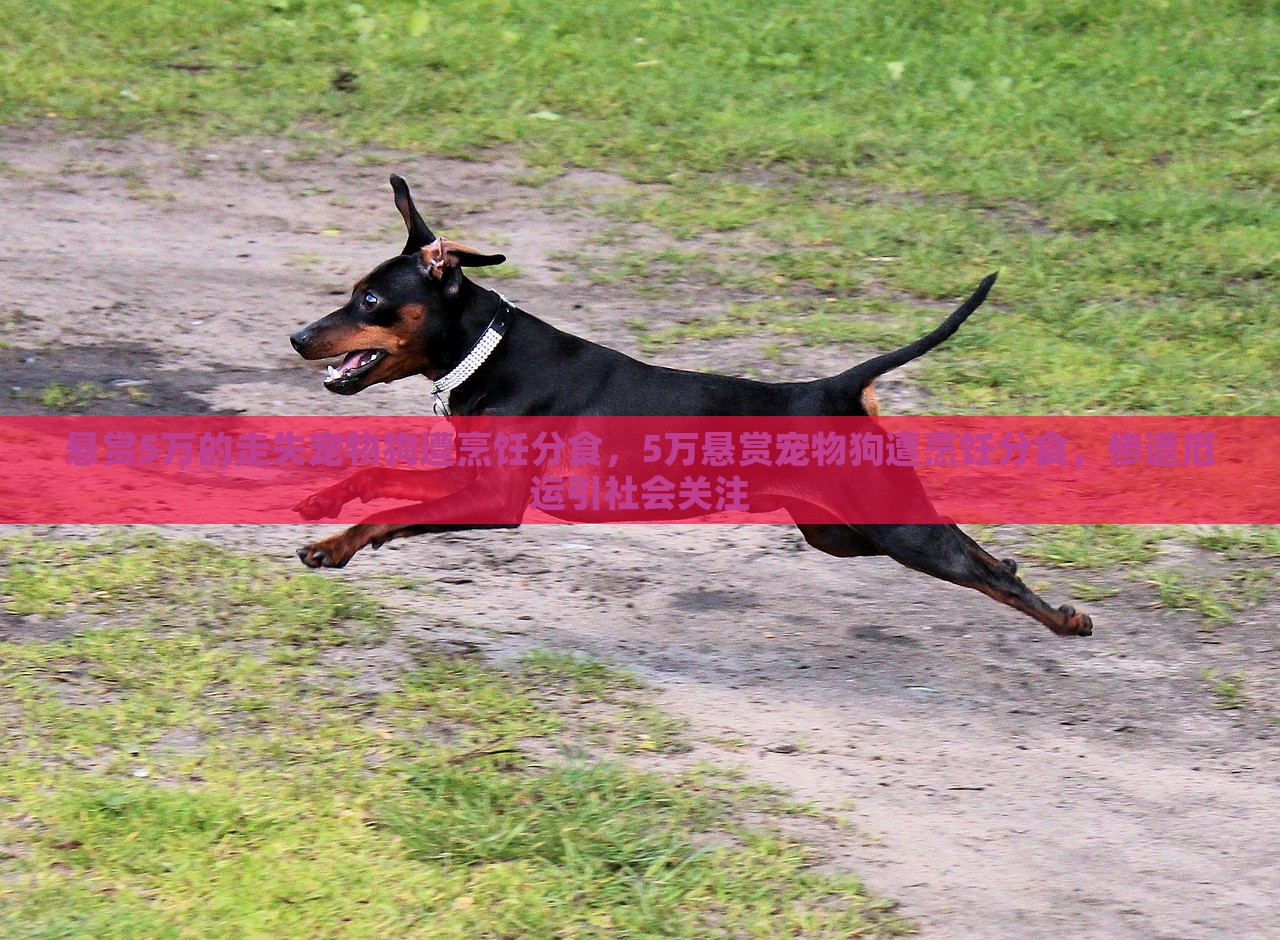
[
  {"x1": 1146, "y1": 571, "x2": 1236, "y2": 626},
  {"x1": 521, "y1": 649, "x2": 642, "y2": 699},
  {"x1": 383, "y1": 759, "x2": 867, "y2": 936},
  {"x1": 1012, "y1": 525, "x2": 1279, "y2": 620},
  {"x1": 1202, "y1": 669, "x2": 1249, "y2": 710},
  {"x1": 521, "y1": 649, "x2": 690, "y2": 754},
  {"x1": 1191, "y1": 526, "x2": 1280, "y2": 561},
  {"x1": 1067, "y1": 582, "x2": 1120, "y2": 603},
  {"x1": 1, "y1": 531, "x2": 383, "y2": 648},
  {"x1": 1143, "y1": 567, "x2": 1274, "y2": 627},
  {"x1": 1, "y1": 0, "x2": 1279, "y2": 411},
  {"x1": 0, "y1": 533, "x2": 903, "y2": 937},
  {"x1": 37, "y1": 382, "x2": 108, "y2": 411},
  {"x1": 1022, "y1": 525, "x2": 1169, "y2": 569},
  {"x1": 629, "y1": 300, "x2": 783, "y2": 352}
]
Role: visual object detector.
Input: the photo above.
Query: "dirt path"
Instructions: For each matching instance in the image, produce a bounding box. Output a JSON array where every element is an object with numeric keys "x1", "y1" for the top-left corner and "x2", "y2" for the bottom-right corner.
[{"x1": 2, "y1": 131, "x2": 1277, "y2": 938}]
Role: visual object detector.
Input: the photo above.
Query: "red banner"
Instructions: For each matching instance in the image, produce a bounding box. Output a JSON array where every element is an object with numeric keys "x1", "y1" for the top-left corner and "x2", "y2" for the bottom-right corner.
[{"x1": 1, "y1": 416, "x2": 1275, "y2": 524}]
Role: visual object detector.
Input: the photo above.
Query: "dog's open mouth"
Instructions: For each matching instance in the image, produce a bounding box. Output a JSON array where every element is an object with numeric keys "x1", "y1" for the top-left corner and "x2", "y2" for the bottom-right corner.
[{"x1": 323, "y1": 349, "x2": 386, "y2": 391}]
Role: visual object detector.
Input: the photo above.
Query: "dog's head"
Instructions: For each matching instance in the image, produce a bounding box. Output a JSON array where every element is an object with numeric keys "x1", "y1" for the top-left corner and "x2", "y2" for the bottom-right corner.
[{"x1": 289, "y1": 175, "x2": 505, "y2": 395}]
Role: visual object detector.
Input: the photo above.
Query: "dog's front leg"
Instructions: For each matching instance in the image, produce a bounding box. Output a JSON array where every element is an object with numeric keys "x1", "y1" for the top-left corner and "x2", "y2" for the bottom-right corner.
[
  {"x1": 298, "y1": 522, "x2": 410, "y2": 569},
  {"x1": 297, "y1": 517, "x2": 521, "y2": 569},
  {"x1": 297, "y1": 478, "x2": 528, "y2": 568},
  {"x1": 293, "y1": 466, "x2": 477, "y2": 520}
]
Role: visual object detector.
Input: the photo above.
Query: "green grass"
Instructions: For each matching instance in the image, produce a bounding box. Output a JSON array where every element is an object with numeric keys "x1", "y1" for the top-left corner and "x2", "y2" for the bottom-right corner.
[
  {"x1": 1191, "y1": 526, "x2": 1280, "y2": 561},
  {"x1": 1012, "y1": 525, "x2": 1276, "y2": 627},
  {"x1": 521, "y1": 649, "x2": 643, "y2": 700},
  {"x1": 1146, "y1": 570, "x2": 1237, "y2": 626},
  {"x1": 1202, "y1": 668, "x2": 1249, "y2": 710},
  {"x1": 37, "y1": 382, "x2": 108, "y2": 411},
  {"x1": 1021, "y1": 525, "x2": 1170, "y2": 569},
  {"x1": 3, "y1": 0, "x2": 1279, "y2": 411},
  {"x1": 1067, "y1": 582, "x2": 1120, "y2": 602},
  {"x1": 0, "y1": 533, "x2": 903, "y2": 937},
  {"x1": 628, "y1": 301, "x2": 782, "y2": 352},
  {"x1": 521, "y1": 650, "x2": 690, "y2": 754},
  {"x1": 1145, "y1": 567, "x2": 1275, "y2": 627}
]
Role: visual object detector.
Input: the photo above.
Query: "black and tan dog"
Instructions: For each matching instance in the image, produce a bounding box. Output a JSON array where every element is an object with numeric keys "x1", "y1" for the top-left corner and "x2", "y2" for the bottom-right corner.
[{"x1": 289, "y1": 175, "x2": 1093, "y2": 637}]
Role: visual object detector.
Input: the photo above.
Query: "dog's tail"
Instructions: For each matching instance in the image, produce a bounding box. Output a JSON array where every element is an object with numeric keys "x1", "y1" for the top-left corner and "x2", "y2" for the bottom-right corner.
[{"x1": 825, "y1": 272, "x2": 997, "y2": 414}]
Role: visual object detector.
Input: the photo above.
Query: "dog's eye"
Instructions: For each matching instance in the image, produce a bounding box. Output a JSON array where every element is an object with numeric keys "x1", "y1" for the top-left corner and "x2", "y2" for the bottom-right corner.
[{"x1": 362, "y1": 292, "x2": 379, "y2": 308}]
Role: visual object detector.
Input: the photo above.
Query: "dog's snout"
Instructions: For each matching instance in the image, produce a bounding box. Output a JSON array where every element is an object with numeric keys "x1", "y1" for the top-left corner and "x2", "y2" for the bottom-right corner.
[{"x1": 290, "y1": 328, "x2": 312, "y2": 354}]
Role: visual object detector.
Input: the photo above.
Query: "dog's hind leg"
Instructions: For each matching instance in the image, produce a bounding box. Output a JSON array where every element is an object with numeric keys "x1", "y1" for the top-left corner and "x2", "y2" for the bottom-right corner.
[
  {"x1": 855, "y1": 524, "x2": 1092, "y2": 636},
  {"x1": 950, "y1": 524, "x2": 1019, "y2": 574},
  {"x1": 800, "y1": 519, "x2": 1017, "y2": 574}
]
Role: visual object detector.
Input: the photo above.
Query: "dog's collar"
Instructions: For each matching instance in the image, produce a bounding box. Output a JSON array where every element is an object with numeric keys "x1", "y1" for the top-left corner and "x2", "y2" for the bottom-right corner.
[{"x1": 430, "y1": 296, "x2": 513, "y2": 416}]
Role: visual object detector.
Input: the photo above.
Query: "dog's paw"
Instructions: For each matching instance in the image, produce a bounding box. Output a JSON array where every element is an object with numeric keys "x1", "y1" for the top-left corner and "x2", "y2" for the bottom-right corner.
[
  {"x1": 1053, "y1": 604, "x2": 1093, "y2": 637},
  {"x1": 293, "y1": 487, "x2": 350, "y2": 521},
  {"x1": 297, "y1": 543, "x2": 352, "y2": 569}
]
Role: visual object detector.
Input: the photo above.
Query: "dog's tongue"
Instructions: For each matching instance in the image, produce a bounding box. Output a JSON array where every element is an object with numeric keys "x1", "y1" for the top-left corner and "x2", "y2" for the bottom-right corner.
[{"x1": 340, "y1": 350, "x2": 371, "y2": 373}]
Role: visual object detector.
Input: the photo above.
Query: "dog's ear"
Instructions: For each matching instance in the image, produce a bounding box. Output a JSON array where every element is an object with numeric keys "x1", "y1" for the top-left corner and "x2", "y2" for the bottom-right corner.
[
  {"x1": 390, "y1": 174, "x2": 436, "y2": 254},
  {"x1": 436, "y1": 239, "x2": 506, "y2": 268},
  {"x1": 420, "y1": 238, "x2": 506, "y2": 299}
]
